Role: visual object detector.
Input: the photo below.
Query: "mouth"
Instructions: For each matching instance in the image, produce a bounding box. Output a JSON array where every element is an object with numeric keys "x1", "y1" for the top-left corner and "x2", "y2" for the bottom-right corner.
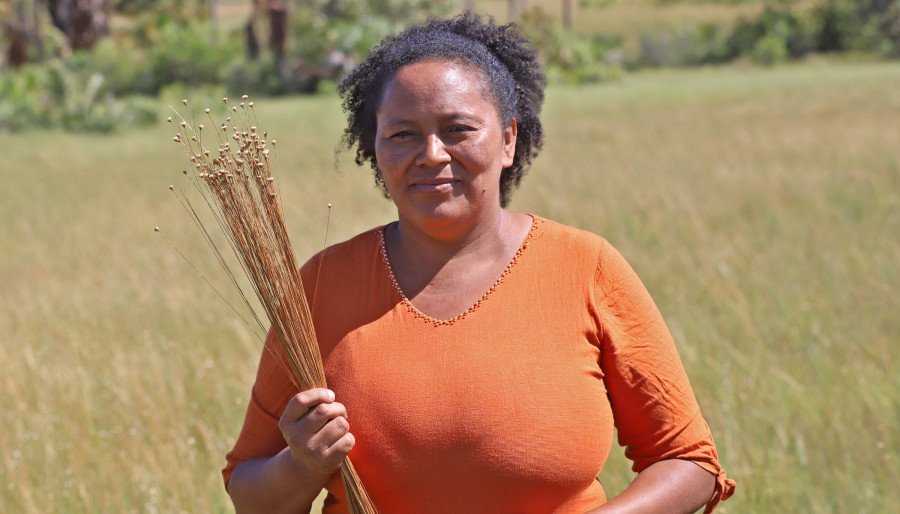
[{"x1": 409, "y1": 177, "x2": 461, "y2": 194}]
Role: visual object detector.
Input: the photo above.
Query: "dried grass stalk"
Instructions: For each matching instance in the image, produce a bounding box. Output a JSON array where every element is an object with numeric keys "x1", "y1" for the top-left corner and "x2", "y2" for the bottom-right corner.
[{"x1": 168, "y1": 96, "x2": 377, "y2": 514}]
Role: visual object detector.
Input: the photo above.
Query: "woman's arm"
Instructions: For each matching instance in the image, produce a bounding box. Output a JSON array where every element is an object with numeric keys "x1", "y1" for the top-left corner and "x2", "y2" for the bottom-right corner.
[
  {"x1": 227, "y1": 388, "x2": 354, "y2": 514},
  {"x1": 589, "y1": 459, "x2": 715, "y2": 514},
  {"x1": 227, "y1": 448, "x2": 327, "y2": 514},
  {"x1": 591, "y1": 238, "x2": 734, "y2": 512}
]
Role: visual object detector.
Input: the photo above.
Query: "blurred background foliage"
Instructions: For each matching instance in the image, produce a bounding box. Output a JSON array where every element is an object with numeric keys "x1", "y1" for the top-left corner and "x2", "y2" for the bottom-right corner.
[{"x1": 1, "y1": 0, "x2": 898, "y2": 131}]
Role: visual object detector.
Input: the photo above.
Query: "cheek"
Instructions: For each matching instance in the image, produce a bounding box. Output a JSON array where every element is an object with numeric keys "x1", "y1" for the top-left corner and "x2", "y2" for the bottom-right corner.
[
  {"x1": 450, "y1": 130, "x2": 484, "y2": 158},
  {"x1": 454, "y1": 135, "x2": 504, "y2": 174},
  {"x1": 374, "y1": 142, "x2": 404, "y2": 174}
]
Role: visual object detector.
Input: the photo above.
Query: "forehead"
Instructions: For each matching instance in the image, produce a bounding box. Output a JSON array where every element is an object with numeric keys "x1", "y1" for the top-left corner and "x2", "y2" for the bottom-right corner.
[{"x1": 377, "y1": 60, "x2": 496, "y2": 118}]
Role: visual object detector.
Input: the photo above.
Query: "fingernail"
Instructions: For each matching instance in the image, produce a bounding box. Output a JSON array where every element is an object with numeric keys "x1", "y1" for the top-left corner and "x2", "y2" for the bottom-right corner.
[{"x1": 326, "y1": 389, "x2": 335, "y2": 401}]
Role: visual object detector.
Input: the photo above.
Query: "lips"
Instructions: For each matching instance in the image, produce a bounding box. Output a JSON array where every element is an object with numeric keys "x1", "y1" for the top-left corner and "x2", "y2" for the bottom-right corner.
[{"x1": 409, "y1": 177, "x2": 460, "y2": 194}]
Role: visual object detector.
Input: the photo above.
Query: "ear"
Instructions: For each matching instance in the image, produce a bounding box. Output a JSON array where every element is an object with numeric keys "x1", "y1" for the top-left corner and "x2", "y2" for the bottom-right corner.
[{"x1": 501, "y1": 118, "x2": 518, "y2": 169}]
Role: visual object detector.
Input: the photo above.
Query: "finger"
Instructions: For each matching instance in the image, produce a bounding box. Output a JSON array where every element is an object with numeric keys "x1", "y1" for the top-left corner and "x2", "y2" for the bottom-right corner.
[
  {"x1": 321, "y1": 431, "x2": 356, "y2": 469},
  {"x1": 308, "y1": 415, "x2": 350, "y2": 455},
  {"x1": 281, "y1": 388, "x2": 334, "y2": 424},
  {"x1": 297, "y1": 401, "x2": 348, "y2": 435}
]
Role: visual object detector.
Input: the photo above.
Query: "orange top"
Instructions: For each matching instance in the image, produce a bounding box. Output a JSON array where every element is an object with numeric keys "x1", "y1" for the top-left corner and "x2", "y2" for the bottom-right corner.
[{"x1": 223, "y1": 215, "x2": 735, "y2": 513}]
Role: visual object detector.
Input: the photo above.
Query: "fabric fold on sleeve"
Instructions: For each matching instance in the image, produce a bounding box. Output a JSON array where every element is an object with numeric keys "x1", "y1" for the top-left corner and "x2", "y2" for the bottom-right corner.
[{"x1": 703, "y1": 468, "x2": 736, "y2": 514}]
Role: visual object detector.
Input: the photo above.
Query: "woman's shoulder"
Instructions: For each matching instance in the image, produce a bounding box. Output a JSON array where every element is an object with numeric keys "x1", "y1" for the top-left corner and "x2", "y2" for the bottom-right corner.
[
  {"x1": 530, "y1": 214, "x2": 611, "y2": 259},
  {"x1": 530, "y1": 215, "x2": 640, "y2": 286}
]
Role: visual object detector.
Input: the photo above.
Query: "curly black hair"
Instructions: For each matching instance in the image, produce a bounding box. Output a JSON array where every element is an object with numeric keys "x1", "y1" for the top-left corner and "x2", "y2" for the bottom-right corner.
[{"x1": 337, "y1": 12, "x2": 547, "y2": 207}]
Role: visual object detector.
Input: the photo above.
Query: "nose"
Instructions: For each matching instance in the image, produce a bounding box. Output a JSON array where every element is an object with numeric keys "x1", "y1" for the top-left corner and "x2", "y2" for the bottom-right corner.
[{"x1": 415, "y1": 133, "x2": 451, "y2": 168}]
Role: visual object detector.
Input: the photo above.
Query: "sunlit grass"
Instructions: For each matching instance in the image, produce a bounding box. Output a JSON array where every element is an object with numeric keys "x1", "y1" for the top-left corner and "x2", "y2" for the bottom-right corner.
[{"x1": 0, "y1": 59, "x2": 897, "y2": 512}]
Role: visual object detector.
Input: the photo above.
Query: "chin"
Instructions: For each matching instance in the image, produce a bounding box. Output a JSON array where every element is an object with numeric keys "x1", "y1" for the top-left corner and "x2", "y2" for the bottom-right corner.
[
  {"x1": 410, "y1": 201, "x2": 463, "y2": 223},
  {"x1": 398, "y1": 194, "x2": 473, "y2": 227}
]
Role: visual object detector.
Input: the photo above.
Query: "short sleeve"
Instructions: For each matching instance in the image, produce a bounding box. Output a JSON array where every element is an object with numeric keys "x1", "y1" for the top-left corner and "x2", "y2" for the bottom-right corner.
[
  {"x1": 593, "y1": 239, "x2": 735, "y2": 512},
  {"x1": 222, "y1": 327, "x2": 298, "y2": 488}
]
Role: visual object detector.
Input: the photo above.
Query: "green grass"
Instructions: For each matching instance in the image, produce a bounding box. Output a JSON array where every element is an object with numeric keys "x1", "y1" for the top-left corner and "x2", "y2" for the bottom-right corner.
[{"x1": 1, "y1": 59, "x2": 898, "y2": 512}]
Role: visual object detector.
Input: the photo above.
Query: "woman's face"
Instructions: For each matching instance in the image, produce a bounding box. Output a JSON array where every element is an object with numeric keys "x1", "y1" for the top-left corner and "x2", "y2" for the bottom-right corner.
[{"x1": 374, "y1": 59, "x2": 517, "y2": 232}]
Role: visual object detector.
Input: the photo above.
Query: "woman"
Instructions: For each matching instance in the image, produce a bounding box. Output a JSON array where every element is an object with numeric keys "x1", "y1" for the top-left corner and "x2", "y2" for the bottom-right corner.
[{"x1": 224, "y1": 13, "x2": 735, "y2": 514}]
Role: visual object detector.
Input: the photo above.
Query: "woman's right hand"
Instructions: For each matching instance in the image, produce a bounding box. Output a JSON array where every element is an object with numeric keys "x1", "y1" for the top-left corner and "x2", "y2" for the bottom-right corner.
[{"x1": 278, "y1": 388, "x2": 355, "y2": 482}]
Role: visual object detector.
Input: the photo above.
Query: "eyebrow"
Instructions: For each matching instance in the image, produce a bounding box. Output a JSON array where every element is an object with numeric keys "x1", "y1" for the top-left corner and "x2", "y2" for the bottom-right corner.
[{"x1": 380, "y1": 111, "x2": 485, "y2": 127}]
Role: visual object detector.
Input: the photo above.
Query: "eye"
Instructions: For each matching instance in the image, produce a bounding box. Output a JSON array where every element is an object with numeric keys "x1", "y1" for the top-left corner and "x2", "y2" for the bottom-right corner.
[
  {"x1": 448, "y1": 124, "x2": 474, "y2": 133},
  {"x1": 390, "y1": 130, "x2": 414, "y2": 139}
]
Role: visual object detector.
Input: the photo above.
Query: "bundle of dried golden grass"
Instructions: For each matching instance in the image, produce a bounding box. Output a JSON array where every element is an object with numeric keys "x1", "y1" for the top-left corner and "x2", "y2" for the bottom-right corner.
[{"x1": 166, "y1": 96, "x2": 377, "y2": 514}]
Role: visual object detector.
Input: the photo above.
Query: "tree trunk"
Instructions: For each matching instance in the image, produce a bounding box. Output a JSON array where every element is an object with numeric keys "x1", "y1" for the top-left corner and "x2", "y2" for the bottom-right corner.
[
  {"x1": 245, "y1": 20, "x2": 260, "y2": 60},
  {"x1": 246, "y1": 0, "x2": 260, "y2": 60},
  {"x1": 562, "y1": 0, "x2": 573, "y2": 30},
  {"x1": 268, "y1": 0, "x2": 287, "y2": 67},
  {"x1": 32, "y1": 0, "x2": 44, "y2": 59},
  {"x1": 6, "y1": 25, "x2": 29, "y2": 67},
  {"x1": 5, "y1": 0, "x2": 30, "y2": 67},
  {"x1": 46, "y1": 0, "x2": 107, "y2": 51}
]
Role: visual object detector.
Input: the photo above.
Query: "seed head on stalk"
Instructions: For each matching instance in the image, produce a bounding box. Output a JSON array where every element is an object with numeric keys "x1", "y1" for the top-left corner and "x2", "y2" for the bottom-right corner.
[{"x1": 165, "y1": 96, "x2": 378, "y2": 514}]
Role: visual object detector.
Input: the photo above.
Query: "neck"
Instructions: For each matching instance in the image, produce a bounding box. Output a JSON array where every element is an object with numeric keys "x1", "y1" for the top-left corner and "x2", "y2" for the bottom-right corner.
[{"x1": 392, "y1": 207, "x2": 511, "y2": 270}]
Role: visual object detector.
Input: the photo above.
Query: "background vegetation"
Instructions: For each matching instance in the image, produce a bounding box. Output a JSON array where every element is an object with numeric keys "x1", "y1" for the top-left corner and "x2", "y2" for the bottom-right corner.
[
  {"x1": 2, "y1": 0, "x2": 899, "y2": 131},
  {"x1": 1, "y1": 0, "x2": 898, "y2": 513}
]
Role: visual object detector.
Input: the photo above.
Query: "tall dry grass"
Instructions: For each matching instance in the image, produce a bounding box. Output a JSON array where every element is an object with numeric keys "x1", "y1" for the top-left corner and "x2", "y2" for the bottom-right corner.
[{"x1": 0, "y1": 59, "x2": 897, "y2": 512}]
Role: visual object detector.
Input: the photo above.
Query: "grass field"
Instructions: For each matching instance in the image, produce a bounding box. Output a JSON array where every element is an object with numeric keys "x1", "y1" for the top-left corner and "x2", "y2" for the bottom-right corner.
[{"x1": 1, "y1": 59, "x2": 898, "y2": 512}]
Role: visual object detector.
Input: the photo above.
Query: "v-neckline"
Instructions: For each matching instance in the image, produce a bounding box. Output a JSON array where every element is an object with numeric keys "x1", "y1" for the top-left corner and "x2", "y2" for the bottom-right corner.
[{"x1": 377, "y1": 215, "x2": 539, "y2": 327}]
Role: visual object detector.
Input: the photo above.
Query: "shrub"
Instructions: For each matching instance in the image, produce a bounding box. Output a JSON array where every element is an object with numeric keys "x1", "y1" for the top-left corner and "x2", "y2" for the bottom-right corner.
[
  {"x1": 520, "y1": 7, "x2": 624, "y2": 83},
  {"x1": 722, "y1": 1, "x2": 900, "y2": 65},
  {"x1": 638, "y1": 23, "x2": 731, "y2": 67},
  {"x1": 47, "y1": 17, "x2": 241, "y2": 97},
  {"x1": 727, "y1": 7, "x2": 819, "y2": 64},
  {"x1": 750, "y1": 33, "x2": 789, "y2": 66},
  {"x1": 0, "y1": 65, "x2": 52, "y2": 131},
  {"x1": 226, "y1": 54, "x2": 310, "y2": 99},
  {"x1": 815, "y1": 0, "x2": 900, "y2": 56},
  {"x1": 147, "y1": 21, "x2": 239, "y2": 93},
  {"x1": 0, "y1": 60, "x2": 158, "y2": 133},
  {"x1": 68, "y1": 38, "x2": 155, "y2": 95}
]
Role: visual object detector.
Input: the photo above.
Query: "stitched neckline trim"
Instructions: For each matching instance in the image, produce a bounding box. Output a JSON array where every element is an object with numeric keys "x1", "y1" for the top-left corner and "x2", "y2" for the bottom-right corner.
[{"x1": 377, "y1": 214, "x2": 539, "y2": 327}]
